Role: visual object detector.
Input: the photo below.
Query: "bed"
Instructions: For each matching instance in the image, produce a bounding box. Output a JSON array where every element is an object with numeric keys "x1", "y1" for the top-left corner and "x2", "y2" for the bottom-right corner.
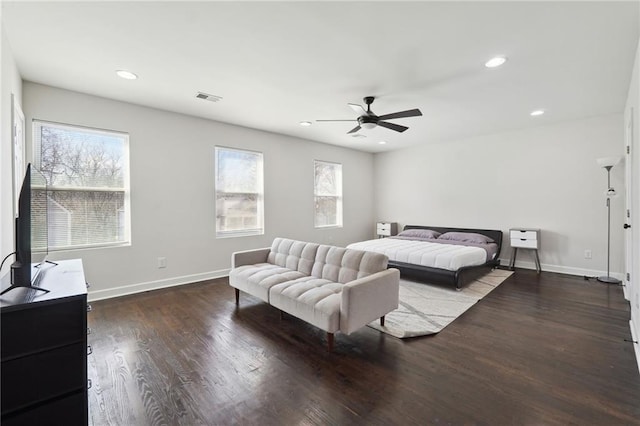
[{"x1": 347, "y1": 225, "x2": 503, "y2": 290}]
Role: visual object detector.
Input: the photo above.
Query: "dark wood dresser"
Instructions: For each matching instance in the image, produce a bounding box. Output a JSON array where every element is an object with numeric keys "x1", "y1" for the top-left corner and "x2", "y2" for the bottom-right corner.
[{"x1": 1, "y1": 259, "x2": 88, "y2": 425}]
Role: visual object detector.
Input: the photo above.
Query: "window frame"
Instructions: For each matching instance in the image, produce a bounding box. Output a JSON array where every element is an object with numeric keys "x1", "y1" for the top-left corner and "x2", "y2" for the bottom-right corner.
[
  {"x1": 32, "y1": 119, "x2": 131, "y2": 251},
  {"x1": 214, "y1": 146, "x2": 265, "y2": 238},
  {"x1": 313, "y1": 160, "x2": 343, "y2": 228}
]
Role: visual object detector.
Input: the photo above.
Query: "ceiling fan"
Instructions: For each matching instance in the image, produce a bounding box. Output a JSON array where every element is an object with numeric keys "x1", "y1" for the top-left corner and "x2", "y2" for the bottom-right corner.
[{"x1": 316, "y1": 96, "x2": 422, "y2": 134}]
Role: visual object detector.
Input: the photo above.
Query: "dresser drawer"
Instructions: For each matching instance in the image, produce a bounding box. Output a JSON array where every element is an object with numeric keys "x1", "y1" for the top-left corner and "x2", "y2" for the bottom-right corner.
[
  {"x1": 511, "y1": 238, "x2": 538, "y2": 249},
  {"x1": 1, "y1": 343, "x2": 86, "y2": 414},
  {"x1": 1, "y1": 297, "x2": 86, "y2": 359},
  {"x1": 1, "y1": 390, "x2": 86, "y2": 426},
  {"x1": 510, "y1": 230, "x2": 538, "y2": 240}
]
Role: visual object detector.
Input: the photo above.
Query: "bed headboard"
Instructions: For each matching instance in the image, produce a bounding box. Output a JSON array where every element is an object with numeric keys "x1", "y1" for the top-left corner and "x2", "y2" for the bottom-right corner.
[{"x1": 403, "y1": 225, "x2": 503, "y2": 258}]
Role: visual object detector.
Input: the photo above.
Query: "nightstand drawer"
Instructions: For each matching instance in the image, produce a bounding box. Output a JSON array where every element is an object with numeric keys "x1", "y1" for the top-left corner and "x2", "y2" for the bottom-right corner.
[
  {"x1": 511, "y1": 238, "x2": 538, "y2": 249},
  {"x1": 510, "y1": 230, "x2": 538, "y2": 240}
]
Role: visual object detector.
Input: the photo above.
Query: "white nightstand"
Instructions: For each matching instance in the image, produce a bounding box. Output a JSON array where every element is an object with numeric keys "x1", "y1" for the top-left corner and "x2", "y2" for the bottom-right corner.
[
  {"x1": 509, "y1": 228, "x2": 541, "y2": 273},
  {"x1": 376, "y1": 222, "x2": 398, "y2": 238}
]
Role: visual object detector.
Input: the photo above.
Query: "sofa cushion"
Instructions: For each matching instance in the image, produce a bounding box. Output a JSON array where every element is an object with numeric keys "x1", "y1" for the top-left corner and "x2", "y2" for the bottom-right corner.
[
  {"x1": 269, "y1": 277, "x2": 343, "y2": 333},
  {"x1": 311, "y1": 245, "x2": 388, "y2": 284},
  {"x1": 267, "y1": 238, "x2": 320, "y2": 276},
  {"x1": 229, "y1": 263, "x2": 306, "y2": 303}
]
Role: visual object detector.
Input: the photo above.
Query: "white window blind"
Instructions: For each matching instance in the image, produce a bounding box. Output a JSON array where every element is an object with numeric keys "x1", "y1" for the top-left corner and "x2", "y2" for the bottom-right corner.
[
  {"x1": 33, "y1": 120, "x2": 131, "y2": 250},
  {"x1": 314, "y1": 160, "x2": 343, "y2": 228},
  {"x1": 215, "y1": 147, "x2": 264, "y2": 237}
]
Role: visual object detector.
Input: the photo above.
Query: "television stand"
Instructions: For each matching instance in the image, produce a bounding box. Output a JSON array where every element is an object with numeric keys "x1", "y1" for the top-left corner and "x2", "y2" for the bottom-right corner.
[
  {"x1": 0, "y1": 284, "x2": 50, "y2": 296},
  {"x1": 36, "y1": 259, "x2": 59, "y2": 267}
]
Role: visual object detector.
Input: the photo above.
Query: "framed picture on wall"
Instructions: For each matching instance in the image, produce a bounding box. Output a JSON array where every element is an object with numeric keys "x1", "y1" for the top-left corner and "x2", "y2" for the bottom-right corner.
[{"x1": 12, "y1": 93, "x2": 25, "y2": 216}]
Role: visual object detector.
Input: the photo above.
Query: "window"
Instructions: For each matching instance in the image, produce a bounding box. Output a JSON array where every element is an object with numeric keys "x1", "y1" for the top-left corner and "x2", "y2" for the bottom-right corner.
[
  {"x1": 33, "y1": 120, "x2": 130, "y2": 250},
  {"x1": 215, "y1": 147, "x2": 264, "y2": 237},
  {"x1": 314, "y1": 160, "x2": 342, "y2": 228}
]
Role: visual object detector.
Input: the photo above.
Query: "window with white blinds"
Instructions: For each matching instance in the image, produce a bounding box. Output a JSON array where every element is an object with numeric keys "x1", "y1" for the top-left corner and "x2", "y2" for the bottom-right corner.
[
  {"x1": 33, "y1": 120, "x2": 130, "y2": 250},
  {"x1": 314, "y1": 160, "x2": 342, "y2": 228},
  {"x1": 215, "y1": 147, "x2": 264, "y2": 237}
]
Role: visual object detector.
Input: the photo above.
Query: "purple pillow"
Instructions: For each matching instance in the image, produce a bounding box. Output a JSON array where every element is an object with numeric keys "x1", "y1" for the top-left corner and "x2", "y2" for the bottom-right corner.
[
  {"x1": 438, "y1": 232, "x2": 494, "y2": 244},
  {"x1": 397, "y1": 229, "x2": 441, "y2": 239}
]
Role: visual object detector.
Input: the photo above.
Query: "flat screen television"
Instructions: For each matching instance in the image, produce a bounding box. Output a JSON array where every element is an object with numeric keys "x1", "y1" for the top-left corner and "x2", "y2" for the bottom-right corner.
[{"x1": 2, "y1": 164, "x2": 51, "y2": 296}]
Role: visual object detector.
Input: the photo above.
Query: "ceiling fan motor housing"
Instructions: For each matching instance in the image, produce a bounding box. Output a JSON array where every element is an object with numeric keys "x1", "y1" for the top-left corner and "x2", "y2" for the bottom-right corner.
[{"x1": 358, "y1": 115, "x2": 378, "y2": 129}]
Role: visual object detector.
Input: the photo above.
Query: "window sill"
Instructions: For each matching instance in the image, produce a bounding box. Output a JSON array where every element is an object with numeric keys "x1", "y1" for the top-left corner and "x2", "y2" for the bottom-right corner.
[{"x1": 47, "y1": 241, "x2": 132, "y2": 253}]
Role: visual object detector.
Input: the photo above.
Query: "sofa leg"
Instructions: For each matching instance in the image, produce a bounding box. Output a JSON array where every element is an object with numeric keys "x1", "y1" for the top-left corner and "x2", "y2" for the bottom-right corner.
[
  {"x1": 380, "y1": 316, "x2": 385, "y2": 327},
  {"x1": 234, "y1": 288, "x2": 239, "y2": 305},
  {"x1": 327, "y1": 333, "x2": 334, "y2": 352}
]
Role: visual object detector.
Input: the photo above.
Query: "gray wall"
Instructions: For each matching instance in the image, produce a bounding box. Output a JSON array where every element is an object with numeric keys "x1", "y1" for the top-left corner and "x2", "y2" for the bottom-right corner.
[
  {"x1": 373, "y1": 114, "x2": 625, "y2": 278},
  {"x1": 23, "y1": 82, "x2": 375, "y2": 300}
]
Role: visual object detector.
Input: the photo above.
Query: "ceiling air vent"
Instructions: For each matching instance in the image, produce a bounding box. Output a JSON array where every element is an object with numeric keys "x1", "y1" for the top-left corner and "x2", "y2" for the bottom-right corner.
[{"x1": 196, "y1": 92, "x2": 223, "y2": 102}]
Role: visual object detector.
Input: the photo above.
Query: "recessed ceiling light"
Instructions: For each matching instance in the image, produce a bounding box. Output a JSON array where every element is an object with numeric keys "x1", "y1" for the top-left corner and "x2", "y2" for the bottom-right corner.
[
  {"x1": 299, "y1": 121, "x2": 312, "y2": 127},
  {"x1": 116, "y1": 70, "x2": 138, "y2": 80},
  {"x1": 530, "y1": 109, "x2": 545, "y2": 116},
  {"x1": 379, "y1": 141, "x2": 387, "y2": 145},
  {"x1": 485, "y1": 56, "x2": 507, "y2": 68}
]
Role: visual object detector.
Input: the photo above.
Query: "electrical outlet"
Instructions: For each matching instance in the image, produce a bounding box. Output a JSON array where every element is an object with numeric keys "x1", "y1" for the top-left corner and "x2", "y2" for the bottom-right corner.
[
  {"x1": 158, "y1": 257, "x2": 167, "y2": 268},
  {"x1": 584, "y1": 249, "x2": 592, "y2": 259}
]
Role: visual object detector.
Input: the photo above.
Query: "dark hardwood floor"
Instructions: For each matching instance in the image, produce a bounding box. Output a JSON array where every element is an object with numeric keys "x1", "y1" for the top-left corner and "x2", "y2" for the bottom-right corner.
[{"x1": 87, "y1": 269, "x2": 640, "y2": 425}]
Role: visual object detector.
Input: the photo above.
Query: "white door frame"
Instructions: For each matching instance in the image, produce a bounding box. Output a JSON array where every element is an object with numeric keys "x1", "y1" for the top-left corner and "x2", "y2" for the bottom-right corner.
[{"x1": 624, "y1": 108, "x2": 633, "y2": 300}]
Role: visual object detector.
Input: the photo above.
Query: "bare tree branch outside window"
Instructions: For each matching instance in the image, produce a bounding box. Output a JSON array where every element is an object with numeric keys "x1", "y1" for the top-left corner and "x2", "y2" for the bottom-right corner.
[
  {"x1": 314, "y1": 160, "x2": 342, "y2": 227},
  {"x1": 34, "y1": 121, "x2": 130, "y2": 250}
]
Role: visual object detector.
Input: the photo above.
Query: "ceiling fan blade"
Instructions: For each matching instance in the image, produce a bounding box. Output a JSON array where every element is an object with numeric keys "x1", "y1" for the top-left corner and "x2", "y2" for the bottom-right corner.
[
  {"x1": 316, "y1": 119, "x2": 358, "y2": 122},
  {"x1": 377, "y1": 109, "x2": 423, "y2": 121},
  {"x1": 348, "y1": 103, "x2": 367, "y2": 114},
  {"x1": 347, "y1": 125, "x2": 361, "y2": 134},
  {"x1": 377, "y1": 121, "x2": 409, "y2": 133}
]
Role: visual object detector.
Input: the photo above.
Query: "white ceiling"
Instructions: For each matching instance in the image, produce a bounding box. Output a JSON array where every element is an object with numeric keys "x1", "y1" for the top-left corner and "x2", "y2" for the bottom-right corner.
[{"x1": 3, "y1": 1, "x2": 639, "y2": 153}]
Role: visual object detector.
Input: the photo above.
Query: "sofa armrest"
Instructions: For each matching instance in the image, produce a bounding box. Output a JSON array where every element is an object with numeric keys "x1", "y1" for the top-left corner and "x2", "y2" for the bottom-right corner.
[
  {"x1": 340, "y1": 268, "x2": 400, "y2": 334},
  {"x1": 232, "y1": 247, "x2": 271, "y2": 268}
]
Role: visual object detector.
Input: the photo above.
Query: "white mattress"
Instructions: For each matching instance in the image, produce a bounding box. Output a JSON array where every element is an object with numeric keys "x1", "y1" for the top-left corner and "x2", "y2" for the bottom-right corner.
[{"x1": 347, "y1": 238, "x2": 487, "y2": 271}]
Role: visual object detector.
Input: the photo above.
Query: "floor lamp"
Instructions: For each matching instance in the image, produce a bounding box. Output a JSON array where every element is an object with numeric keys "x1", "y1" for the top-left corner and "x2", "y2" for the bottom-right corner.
[{"x1": 596, "y1": 156, "x2": 622, "y2": 284}]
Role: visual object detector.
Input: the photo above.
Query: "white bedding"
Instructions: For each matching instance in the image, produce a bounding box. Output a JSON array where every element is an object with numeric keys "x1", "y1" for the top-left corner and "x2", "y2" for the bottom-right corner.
[{"x1": 347, "y1": 238, "x2": 487, "y2": 271}]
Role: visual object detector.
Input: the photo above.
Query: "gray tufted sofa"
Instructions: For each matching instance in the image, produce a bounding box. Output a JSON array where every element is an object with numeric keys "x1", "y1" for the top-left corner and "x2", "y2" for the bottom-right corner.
[{"x1": 229, "y1": 238, "x2": 400, "y2": 350}]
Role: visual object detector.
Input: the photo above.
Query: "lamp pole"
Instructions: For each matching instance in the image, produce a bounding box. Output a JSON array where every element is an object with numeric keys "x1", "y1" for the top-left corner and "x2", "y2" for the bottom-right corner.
[{"x1": 597, "y1": 165, "x2": 621, "y2": 284}]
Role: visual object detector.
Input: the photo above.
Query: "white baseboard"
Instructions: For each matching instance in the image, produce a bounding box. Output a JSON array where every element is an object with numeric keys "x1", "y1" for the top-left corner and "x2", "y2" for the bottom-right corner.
[
  {"x1": 89, "y1": 260, "x2": 623, "y2": 302},
  {"x1": 630, "y1": 319, "x2": 640, "y2": 375},
  {"x1": 87, "y1": 268, "x2": 230, "y2": 302},
  {"x1": 623, "y1": 283, "x2": 630, "y2": 301},
  {"x1": 497, "y1": 258, "x2": 625, "y2": 281}
]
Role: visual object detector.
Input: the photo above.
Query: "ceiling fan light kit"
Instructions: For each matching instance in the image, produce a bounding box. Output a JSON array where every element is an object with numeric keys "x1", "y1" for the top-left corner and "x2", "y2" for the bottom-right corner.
[{"x1": 317, "y1": 96, "x2": 422, "y2": 135}]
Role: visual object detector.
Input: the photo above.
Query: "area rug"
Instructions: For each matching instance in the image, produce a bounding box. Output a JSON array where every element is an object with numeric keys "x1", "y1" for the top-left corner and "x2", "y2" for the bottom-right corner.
[{"x1": 368, "y1": 269, "x2": 513, "y2": 338}]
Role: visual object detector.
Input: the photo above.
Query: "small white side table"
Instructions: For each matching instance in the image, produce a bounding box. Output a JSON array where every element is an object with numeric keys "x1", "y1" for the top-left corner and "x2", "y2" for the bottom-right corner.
[
  {"x1": 376, "y1": 222, "x2": 398, "y2": 238},
  {"x1": 509, "y1": 228, "x2": 541, "y2": 273}
]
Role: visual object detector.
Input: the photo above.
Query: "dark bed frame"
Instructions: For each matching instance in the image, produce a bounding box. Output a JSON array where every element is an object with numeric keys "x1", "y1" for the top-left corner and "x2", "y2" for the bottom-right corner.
[{"x1": 388, "y1": 225, "x2": 503, "y2": 290}]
